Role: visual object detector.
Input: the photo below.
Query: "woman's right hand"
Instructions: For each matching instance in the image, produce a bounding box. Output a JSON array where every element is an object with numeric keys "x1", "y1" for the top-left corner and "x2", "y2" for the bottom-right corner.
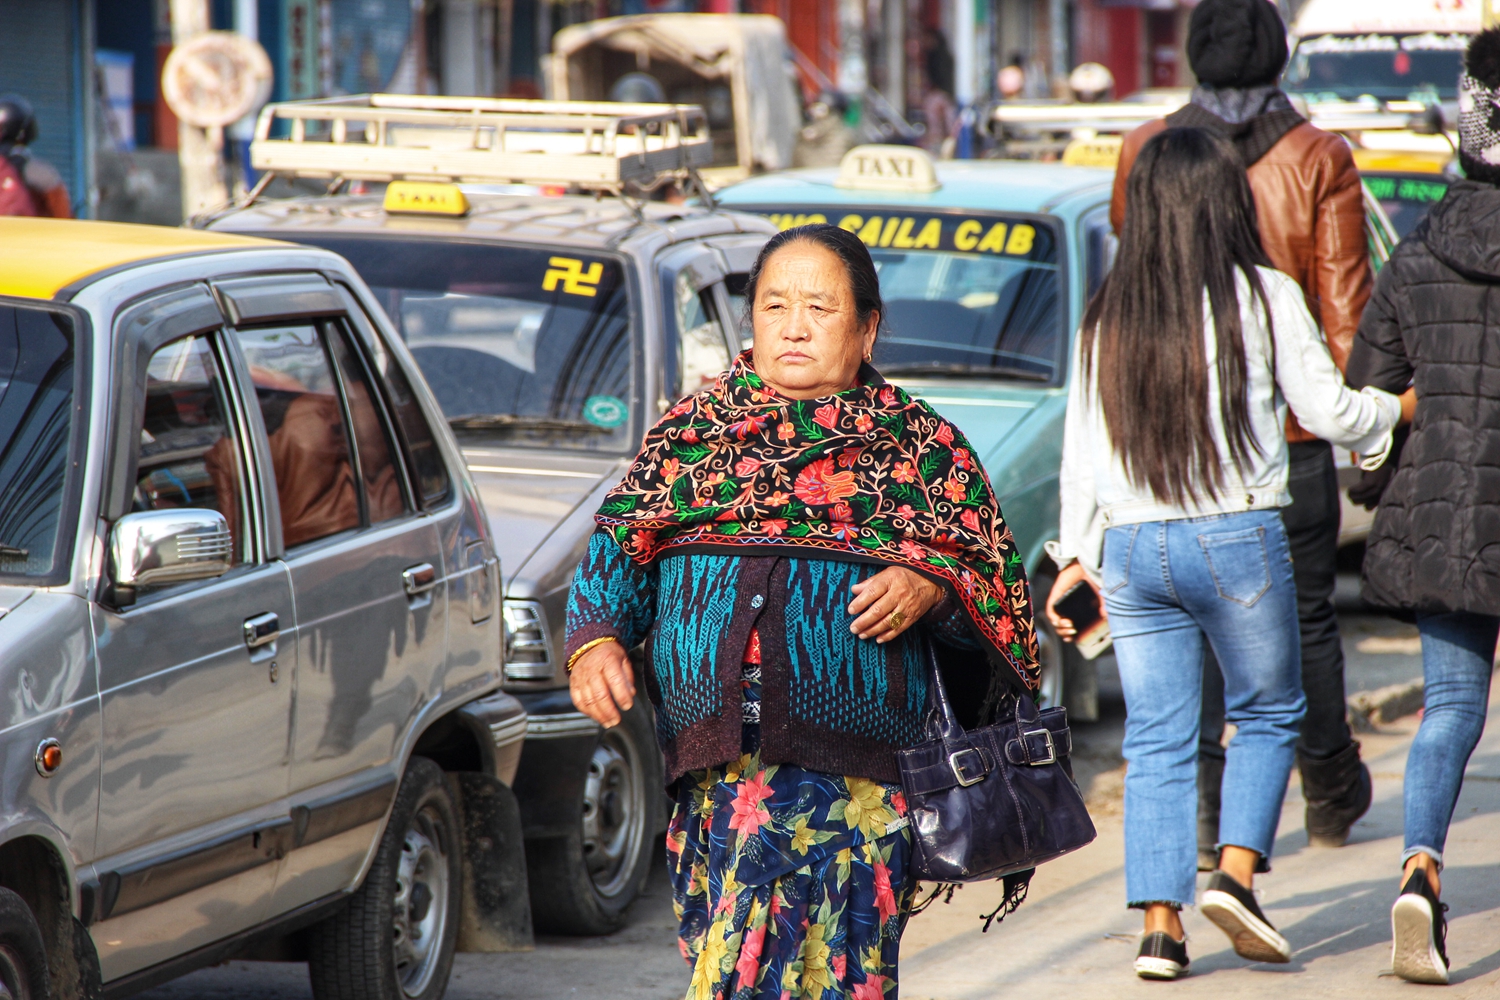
[
  {"x1": 569, "y1": 639, "x2": 636, "y2": 728},
  {"x1": 1044, "y1": 562, "x2": 1104, "y2": 642}
]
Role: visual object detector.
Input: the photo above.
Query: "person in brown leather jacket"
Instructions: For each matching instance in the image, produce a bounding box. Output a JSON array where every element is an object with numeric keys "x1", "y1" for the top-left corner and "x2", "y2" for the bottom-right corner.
[{"x1": 1110, "y1": 0, "x2": 1373, "y2": 863}]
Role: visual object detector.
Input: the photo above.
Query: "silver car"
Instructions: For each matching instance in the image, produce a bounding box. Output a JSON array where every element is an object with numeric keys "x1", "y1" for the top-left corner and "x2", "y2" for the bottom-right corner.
[{"x1": 0, "y1": 217, "x2": 526, "y2": 1000}]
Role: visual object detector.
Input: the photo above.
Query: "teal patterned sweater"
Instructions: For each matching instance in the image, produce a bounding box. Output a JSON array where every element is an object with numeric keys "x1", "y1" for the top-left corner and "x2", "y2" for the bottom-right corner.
[{"x1": 564, "y1": 530, "x2": 982, "y2": 783}]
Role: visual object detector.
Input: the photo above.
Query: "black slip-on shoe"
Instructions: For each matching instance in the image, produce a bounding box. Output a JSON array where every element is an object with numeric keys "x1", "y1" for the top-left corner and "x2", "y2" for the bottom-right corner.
[
  {"x1": 1200, "y1": 870, "x2": 1291, "y2": 963},
  {"x1": 1135, "y1": 931, "x2": 1190, "y2": 980},
  {"x1": 1392, "y1": 868, "x2": 1450, "y2": 985}
]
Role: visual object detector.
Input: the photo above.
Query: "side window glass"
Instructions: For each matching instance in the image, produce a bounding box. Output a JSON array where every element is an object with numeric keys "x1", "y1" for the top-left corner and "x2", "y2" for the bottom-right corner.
[
  {"x1": 134, "y1": 333, "x2": 247, "y2": 564},
  {"x1": 326, "y1": 324, "x2": 407, "y2": 524},
  {"x1": 0, "y1": 306, "x2": 77, "y2": 580},
  {"x1": 235, "y1": 324, "x2": 360, "y2": 548},
  {"x1": 360, "y1": 321, "x2": 451, "y2": 509},
  {"x1": 1083, "y1": 207, "x2": 1118, "y2": 301},
  {"x1": 674, "y1": 270, "x2": 731, "y2": 396},
  {"x1": 724, "y1": 273, "x2": 752, "y2": 350}
]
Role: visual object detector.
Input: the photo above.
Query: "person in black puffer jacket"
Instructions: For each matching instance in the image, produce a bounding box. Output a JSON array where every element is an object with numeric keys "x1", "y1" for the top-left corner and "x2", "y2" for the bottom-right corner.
[{"x1": 1344, "y1": 27, "x2": 1500, "y2": 987}]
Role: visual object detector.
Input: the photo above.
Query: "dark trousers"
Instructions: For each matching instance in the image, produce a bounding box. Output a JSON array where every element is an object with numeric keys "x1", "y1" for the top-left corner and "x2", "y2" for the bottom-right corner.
[{"x1": 1201, "y1": 440, "x2": 1351, "y2": 762}]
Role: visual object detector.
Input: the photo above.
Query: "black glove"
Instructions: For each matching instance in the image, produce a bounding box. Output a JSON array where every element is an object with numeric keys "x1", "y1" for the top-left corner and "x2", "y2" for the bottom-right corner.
[{"x1": 1347, "y1": 425, "x2": 1408, "y2": 510}]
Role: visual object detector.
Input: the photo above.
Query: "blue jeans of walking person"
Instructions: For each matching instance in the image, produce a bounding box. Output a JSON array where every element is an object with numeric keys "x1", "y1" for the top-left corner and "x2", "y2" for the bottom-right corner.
[
  {"x1": 1403, "y1": 611, "x2": 1500, "y2": 869},
  {"x1": 1103, "y1": 511, "x2": 1307, "y2": 908}
]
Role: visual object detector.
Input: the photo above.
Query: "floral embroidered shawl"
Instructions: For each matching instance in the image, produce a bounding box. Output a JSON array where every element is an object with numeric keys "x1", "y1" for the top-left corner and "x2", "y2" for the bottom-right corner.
[{"x1": 595, "y1": 353, "x2": 1040, "y2": 692}]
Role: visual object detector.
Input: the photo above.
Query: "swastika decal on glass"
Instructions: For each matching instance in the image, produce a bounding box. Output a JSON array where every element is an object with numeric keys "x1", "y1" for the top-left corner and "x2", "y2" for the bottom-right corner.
[{"x1": 542, "y1": 257, "x2": 605, "y2": 297}]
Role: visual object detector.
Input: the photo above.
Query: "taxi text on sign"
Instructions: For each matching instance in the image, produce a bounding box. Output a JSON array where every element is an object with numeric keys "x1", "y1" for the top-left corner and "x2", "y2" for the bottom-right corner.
[
  {"x1": 756, "y1": 209, "x2": 1045, "y2": 261},
  {"x1": 834, "y1": 144, "x2": 941, "y2": 194}
]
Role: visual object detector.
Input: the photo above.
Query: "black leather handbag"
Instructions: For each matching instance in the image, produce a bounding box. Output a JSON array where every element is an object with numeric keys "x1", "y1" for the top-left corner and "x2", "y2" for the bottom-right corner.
[{"x1": 897, "y1": 643, "x2": 1097, "y2": 882}]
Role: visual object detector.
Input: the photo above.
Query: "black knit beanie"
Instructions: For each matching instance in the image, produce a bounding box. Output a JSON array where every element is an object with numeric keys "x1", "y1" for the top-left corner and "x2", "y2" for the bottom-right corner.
[{"x1": 1187, "y1": 0, "x2": 1289, "y2": 89}]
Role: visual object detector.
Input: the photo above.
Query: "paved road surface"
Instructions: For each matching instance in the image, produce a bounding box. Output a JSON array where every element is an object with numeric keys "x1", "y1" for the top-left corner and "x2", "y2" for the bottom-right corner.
[{"x1": 137, "y1": 598, "x2": 1497, "y2": 999}]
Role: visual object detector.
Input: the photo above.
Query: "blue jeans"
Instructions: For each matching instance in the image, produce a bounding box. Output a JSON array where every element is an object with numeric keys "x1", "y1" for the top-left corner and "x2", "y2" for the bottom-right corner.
[
  {"x1": 1103, "y1": 511, "x2": 1307, "y2": 908},
  {"x1": 1403, "y1": 611, "x2": 1499, "y2": 869}
]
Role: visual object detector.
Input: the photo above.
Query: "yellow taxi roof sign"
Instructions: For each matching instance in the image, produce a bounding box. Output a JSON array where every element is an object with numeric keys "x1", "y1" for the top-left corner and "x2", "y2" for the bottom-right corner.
[
  {"x1": 834, "y1": 145, "x2": 941, "y2": 194},
  {"x1": 384, "y1": 181, "x2": 469, "y2": 216},
  {"x1": 1062, "y1": 136, "x2": 1123, "y2": 168}
]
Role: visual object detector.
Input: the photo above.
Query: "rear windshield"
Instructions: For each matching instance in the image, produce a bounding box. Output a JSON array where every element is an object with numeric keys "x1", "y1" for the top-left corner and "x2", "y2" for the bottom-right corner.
[
  {"x1": 283, "y1": 236, "x2": 636, "y2": 453},
  {"x1": 736, "y1": 208, "x2": 1064, "y2": 383},
  {"x1": 1285, "y1": 33, "x2": 1466, "y2": 102},
  {"x1": 0, "y1": 305, "x2": 79, "y2": 582}
]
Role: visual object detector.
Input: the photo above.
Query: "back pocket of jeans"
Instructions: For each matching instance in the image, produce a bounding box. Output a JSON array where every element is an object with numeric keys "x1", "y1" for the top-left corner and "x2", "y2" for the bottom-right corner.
[
  {"x1": 1198, "y1": 526, "x2": 1271, "y2": 607},
  {"x1": 1101, "y1": 523, "x2": 1139, "y2": 595}
]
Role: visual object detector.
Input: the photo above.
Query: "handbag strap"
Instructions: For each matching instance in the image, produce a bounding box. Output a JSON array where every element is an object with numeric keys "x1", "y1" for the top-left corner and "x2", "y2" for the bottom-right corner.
[{"x1": 923, "y1": 636, "x2": 966, "y2": 742}]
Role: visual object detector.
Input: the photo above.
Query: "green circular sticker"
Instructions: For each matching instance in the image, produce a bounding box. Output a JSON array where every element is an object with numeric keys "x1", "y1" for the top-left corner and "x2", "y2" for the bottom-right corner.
[{"x1": 583, "y1": 395, "x2": 628, "y2": 429}]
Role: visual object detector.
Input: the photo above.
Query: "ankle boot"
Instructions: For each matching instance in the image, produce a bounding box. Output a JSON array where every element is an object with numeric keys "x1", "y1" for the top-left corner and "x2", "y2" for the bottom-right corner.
[
  {"x1": 1196, "y1": 753, "x2": 1224, "y2": 871},
  {"x1": 1299, "y1": 742, "x2": 1372, "y2": 848}
]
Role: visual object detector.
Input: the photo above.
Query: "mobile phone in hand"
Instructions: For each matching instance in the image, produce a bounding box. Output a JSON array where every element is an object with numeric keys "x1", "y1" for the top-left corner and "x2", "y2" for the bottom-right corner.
[{"x1": 1053, "y1": 581, "x2": 1112, "y2": 660}]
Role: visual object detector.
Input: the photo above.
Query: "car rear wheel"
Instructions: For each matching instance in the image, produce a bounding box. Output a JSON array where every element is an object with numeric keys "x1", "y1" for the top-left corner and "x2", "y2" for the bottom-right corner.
[
  {"x1": 308, "y1": 756, "x2": 461, "y2": 1000},
  {"x1": 0, "y1": 888, "x2": 50, "y2": 1000},
  {"x1": 528, "y1": 696, "x2": 661, "y2": 935}
]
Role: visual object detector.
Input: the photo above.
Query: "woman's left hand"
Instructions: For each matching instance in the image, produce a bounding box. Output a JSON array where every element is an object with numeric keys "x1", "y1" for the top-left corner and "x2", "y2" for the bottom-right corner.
[{"x1": 849, "y1": 566, "x2": 945, "y2": 643}]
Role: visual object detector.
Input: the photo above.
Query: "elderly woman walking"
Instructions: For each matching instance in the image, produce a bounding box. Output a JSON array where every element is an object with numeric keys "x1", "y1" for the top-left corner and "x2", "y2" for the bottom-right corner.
[{"x1": 564, "y1": 223, "x2": 1038, "y2": 1000}]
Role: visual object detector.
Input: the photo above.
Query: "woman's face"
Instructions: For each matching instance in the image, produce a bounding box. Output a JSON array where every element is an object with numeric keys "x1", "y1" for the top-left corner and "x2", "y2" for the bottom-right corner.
[{"x1": 751, "y1": 241, "x2": 878, "y2": 400}]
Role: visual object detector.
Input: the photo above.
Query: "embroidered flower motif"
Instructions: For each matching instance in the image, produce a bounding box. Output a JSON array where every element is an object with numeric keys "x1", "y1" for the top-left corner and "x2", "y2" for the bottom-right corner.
[
  {"x1": 767, "y1": 490, "x2": 791, "y2": 506},
  {"x1": 829, "y1": 503, "x2": 857, "y2": 540},
  {"x1": 898, "y1": 539, "x2": 925, "y2": 560},
  {"x1": 836, "y1": 446, "x2": 863, "y2": 469},
  {"x1": 728, "y1": 413, "x2": 768, "y2": 440},
  {"x1": 929, "y1": 533, "x2": 962, "y2": 557},
  {"x1": 935, "y1": 422, "x2": 955, "y2": 446},
  {"x1": 879, "y1": 385, "x2": 898, "y2": 406},
  {"x1": 661, "y1": 457, "x2": 683, "y2": 484},
  {"x1": 682, "y1": 426, "x2": 699, "y2": 444},
  {"x1": 812, "y1": 403, "x2": 840, "y2": 430},
  {"x1": 728, "y1": 773, "x2": 773, "y2": 836},
  {"x1": 854, "y1": 413, "x2": 874, "y2": 433},
  {"x1": 626, "y1": 529, "x2": 658, "y2": 559},
  {"x1": 942, "y1": 478, "x2": 967, "y2": 503},
  {"x1": 734, "y1": 457, "x2": 763, "y2": 477},
  {"x1": 667, "y1": 398, "x2": 694, "y2": 418},
  {"x1": 762, "y1": 518, "x2": 788, "y2": 536},
  {"x1": 794, "y1": 457, "x2": 858, "y2": 506},
  {"x1": 897, "y1": 504, "x2": 916, "y2": 519},
  {"x1": 952, "y1": 447, "x2": 972, "y2": 470},
  {"x1": 892, "y1": 461, "x2": 917, "y2": 484},
  {"x1": 777, "y1": 421, "x2": 796, "y2": 442},
  {"x1": 994, "y1": 615, "x2": 1016, "y2": 645},
  {"x1": 960, "y1": 508, "x2": 981, "y2": 532}
]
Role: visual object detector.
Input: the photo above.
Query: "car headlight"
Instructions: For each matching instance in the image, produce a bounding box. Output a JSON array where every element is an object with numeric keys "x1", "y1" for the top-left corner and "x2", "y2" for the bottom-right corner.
[{"x1": 502, "y1": 600, "x2": 554, "y2": 680}]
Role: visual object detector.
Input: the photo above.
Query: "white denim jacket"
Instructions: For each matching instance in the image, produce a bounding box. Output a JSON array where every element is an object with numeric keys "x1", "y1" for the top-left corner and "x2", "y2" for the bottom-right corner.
[{"x1": 1049, "y1": 266, "x2": 1400, "y2": 579}]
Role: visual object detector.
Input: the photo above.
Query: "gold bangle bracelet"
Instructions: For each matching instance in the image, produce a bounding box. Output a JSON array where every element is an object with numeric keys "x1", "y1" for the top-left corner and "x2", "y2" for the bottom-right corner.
[{"x1": 565, "y1": 636, "x2": 620, "y2": 672}]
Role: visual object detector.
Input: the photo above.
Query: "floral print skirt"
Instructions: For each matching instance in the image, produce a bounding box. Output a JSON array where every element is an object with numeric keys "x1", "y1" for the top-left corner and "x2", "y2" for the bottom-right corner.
[{"x1": 667, "y1": 633, "x2": 916, "y2": 1000}]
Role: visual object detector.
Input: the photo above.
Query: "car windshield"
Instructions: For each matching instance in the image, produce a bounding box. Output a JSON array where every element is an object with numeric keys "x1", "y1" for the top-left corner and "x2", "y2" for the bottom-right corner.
[
  {"x1": 1285, "y1": 33, "x2": 1466, "y2": 102},
  {"x1": 0, "y1": 305, "x2": 78, "y2": 582},
  {"x1": 735, "y1": 208, "x2": 1063, "y2": 382},
  {"x1": 284, "y1": 235, "x2": 636, "y2": 453}
]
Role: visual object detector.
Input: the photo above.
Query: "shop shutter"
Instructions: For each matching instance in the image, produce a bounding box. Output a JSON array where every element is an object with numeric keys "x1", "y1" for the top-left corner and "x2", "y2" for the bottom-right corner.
[{"x1": 0, "y1": 0, "x2": 80, "y2": 211}]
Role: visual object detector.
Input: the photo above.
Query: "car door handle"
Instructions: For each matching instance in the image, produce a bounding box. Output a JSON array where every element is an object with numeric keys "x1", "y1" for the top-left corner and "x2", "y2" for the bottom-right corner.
[
  {"x1": 403, "y1": 563, "x2": 438, "y2": 597},
  {"x1": 243, "y1": 612, "x2": 280, "y2": 650}
]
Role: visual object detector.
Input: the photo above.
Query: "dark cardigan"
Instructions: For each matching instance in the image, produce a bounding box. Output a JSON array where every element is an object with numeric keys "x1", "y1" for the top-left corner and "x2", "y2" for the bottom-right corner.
[{"x1": 564, "y1": 531, "x2": 984, "y2": 784}]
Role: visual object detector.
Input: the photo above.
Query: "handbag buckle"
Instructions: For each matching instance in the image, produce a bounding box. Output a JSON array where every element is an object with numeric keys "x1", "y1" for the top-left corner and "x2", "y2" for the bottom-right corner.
[
  {"x1": 947, "y1": 747, "x2": 988, "y2": 787},
  {"x1": 1021, "y1": 728, "x2": 1056, "y2": 766}
]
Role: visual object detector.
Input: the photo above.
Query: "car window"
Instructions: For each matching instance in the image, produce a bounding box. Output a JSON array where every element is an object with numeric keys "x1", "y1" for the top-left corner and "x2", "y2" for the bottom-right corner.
[
  {"x1": 673, "y1": 270, "x2": 731, "y2": 396},
  {"x1": 728, "y1": 207, "x2": 1064, "y2": 383},
  {"x1": 724, "y1": 273, "x2": 751, "y2": 350},
  {"x1": 285, "y1": 236, "x2": 636, "y2": 454},
  {"x1": 359, "y1": 324, "x2": 451, "y2": 509},
  {"x1": 133, "y1": 333, "x2": 247, "y2": 565},
  {"x1": 0, "y1": 305, "x2": 78, "y2": 580},
  {"x1": 1363, "y1": 173, "x2": 1450, "y2": 239},
  {"x1": 235, "y1": 324, "x2": 361, "y2": 548},
  {"x1": 1082, "y1": 206, "x2": 1118, "y2": 302},
  {"x1": 1286, "y1": 34, "x2": 1464, "y2": 103},
  {"x1": 326, "y1": 325, "x2": 407, "y2": 524}
]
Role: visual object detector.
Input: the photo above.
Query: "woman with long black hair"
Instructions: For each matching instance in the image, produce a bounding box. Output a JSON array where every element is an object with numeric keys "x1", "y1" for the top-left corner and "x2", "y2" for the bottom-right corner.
[{"x1": 1045, "y1": 128, "x2": 1408, "y2": 980}]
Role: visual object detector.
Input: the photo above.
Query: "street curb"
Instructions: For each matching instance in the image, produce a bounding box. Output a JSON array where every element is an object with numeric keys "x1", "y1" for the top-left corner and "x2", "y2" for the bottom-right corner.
[{"x1": 1348, "y1": 680, "x2": 1424, "y2": 732}]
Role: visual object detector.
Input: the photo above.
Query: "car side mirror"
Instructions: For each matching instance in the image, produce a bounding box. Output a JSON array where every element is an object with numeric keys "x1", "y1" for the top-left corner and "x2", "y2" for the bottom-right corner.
[{"x1": 107, "y1": 509, "x2": 233, "y2": 608}]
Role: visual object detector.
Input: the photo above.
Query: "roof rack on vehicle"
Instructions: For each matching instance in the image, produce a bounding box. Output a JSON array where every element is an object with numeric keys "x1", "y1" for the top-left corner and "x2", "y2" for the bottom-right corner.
[{"x1": 248, "y1": 93, "x2": 714, "y2": 194}]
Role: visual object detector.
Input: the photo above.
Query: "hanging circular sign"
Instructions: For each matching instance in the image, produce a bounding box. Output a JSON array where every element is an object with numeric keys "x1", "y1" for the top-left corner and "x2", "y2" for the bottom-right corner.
[{"x1": 161, "y1": 31, "x2": 274, "y2": 128}]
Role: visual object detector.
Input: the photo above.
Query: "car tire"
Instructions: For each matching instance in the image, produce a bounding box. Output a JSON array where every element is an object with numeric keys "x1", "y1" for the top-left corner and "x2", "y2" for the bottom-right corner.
[
  {"x1": 527, "y1": 696, "x2": 662, "y2": 935},
  {"x1": 0, "y1": 887, "x2": 52, "y2": 1000},
  {"x1": 308, "y1": 757, "x2": 461, "y2": 1000},
  {"x1": 1031, "y1": 569, "x2": 1098, "y2": 721}
]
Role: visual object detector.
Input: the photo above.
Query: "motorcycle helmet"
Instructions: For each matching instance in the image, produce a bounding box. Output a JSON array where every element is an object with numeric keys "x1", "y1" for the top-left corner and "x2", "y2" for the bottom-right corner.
[{"x1": 0, "y1": 95, "x2": 38, "y2": 146}]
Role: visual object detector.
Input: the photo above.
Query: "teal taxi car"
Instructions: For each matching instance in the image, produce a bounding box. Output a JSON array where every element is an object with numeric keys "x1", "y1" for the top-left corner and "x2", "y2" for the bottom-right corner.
[{"x1": 716, "y1": 145, "x2": 1116, "y2": 719}]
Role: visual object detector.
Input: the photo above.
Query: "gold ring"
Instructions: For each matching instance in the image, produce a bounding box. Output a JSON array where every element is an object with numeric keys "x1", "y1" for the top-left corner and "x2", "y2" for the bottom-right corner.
[{"x1": 888, "y1": 610, "x2": 906, "y2": 630}]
